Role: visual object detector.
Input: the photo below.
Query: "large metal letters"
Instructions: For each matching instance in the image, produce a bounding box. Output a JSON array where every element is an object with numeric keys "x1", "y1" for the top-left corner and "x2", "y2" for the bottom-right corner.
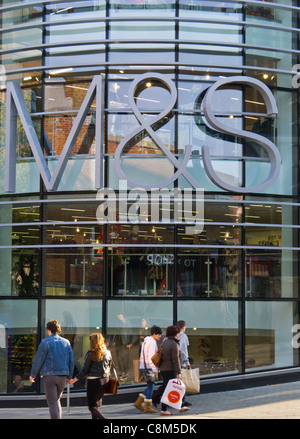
[
  {"x1": 4, "y1": 73, "x2": 280, "y2": 193},
  {"x1": 5, "y1": 75, "x2": 103, "y2": 192}
]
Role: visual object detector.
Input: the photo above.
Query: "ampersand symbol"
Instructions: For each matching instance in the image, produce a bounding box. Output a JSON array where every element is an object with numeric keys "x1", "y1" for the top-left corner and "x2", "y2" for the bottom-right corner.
[
  {"x1": 201, "y1": 76, "x2": 281, "y2": 193},
  {"x1": 114, "y1": 73, "x2": 201, "y2": 190}
]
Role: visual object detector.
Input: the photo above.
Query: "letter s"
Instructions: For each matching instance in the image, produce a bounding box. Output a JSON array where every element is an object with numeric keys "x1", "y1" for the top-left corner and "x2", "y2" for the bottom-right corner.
[{"x1": 202, "y1": 76, "x2": 281, "y2": 193}]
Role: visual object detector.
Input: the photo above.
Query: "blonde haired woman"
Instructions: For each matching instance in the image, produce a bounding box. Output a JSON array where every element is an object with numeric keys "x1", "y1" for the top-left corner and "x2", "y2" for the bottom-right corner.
[{"x1": 69, "y1": 333, "x2": 112, "y2": 419}]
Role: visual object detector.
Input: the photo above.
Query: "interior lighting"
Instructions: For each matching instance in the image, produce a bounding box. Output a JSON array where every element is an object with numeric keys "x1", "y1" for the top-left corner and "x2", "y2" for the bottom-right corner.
[
  {"x1": 49, "y1": 68, "x2": 73, "y2": 75},
  {"x1": 50, "y1": 6, "x2": 73, "y2": 14},
  {"x1": 245, "y1": 99, "x2": 265, "y2": 106}
]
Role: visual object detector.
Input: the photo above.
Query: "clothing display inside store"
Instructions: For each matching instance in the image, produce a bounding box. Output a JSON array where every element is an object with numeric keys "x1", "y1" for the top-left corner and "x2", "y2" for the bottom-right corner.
[{"x1": 110, "y1": 253, "x2": 174, "y2": 296}]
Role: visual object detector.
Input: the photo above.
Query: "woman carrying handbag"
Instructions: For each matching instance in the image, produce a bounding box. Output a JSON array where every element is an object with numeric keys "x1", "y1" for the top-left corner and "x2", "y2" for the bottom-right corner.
[
  {"x1": 133, "y1": 325, "x2": 162, "y2": 414},
  {"x1": 68, "y1": 333, "x2": 112, "y2": 419}
]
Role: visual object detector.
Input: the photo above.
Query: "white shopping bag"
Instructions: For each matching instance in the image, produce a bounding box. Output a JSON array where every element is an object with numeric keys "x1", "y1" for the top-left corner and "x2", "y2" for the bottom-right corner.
[{"x1": 161, "y1": 379, "x2": 186, "y2": 410}]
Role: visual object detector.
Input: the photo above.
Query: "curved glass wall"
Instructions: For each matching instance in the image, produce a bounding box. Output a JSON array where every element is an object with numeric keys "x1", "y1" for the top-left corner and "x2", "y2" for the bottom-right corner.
[{"x1": 0, "y1": 0, "x2": 299, "y2": 395}]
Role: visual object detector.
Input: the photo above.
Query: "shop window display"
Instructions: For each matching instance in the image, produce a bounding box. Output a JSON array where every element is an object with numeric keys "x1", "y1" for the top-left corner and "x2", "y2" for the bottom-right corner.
[
  {"x1": 0, "y1": 300, "x2": 38, "y2": 394},
  {"x1": 11, "y1": 255, "x2": 39, "y2": 297},
  {"x1": 108, "y1": 224, "x2": 174, "y2": 296},
  {"x1": 108, "y1": 249, "x2": 174, "y2": 297},
  {"x1": 246, "y1": 251, "x2": 281, "y2": 298},
  {"x1": 177, "y1": 249, "x2": 240, "y2": 297},
  {"x1": 7, "y1": 334, "x2": 37, "y2": 392}
]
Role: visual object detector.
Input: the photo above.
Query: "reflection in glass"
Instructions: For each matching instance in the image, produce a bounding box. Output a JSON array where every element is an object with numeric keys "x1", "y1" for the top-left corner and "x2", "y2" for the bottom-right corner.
[
  {"x1": 106, "y1": 299, "x2": 173, "y2": 385},
  {"x1": 107, "y1": 110, "x2": 175, "y2": 155},
  {"x1": 110, "y1": 0, "x2": 175, "y2": 15},
  {"x1": 178, "y1": 300, "x2": 239, "y2": 377},
  {"x1": 43, "y1": 98, "x2": 96, "y2": 153},
  {"x1": 44, "y1": 248, "x2": 104, "y2": 297},
  {"x1": 246, "y1": 301, "x2": 298, "y2": 371},
  {"x1": 43, "y1": 299, "x2": 102, "y2": 391}
]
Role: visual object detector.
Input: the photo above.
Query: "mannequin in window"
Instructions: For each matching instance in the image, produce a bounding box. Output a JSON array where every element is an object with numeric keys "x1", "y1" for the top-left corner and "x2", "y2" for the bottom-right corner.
[{"x1": 15, "y1": 256, "x2": 39, "y2": 297}]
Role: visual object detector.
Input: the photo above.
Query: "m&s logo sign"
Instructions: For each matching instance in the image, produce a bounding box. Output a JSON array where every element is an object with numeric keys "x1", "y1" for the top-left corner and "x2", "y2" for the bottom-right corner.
[{"x1": 4, "y1": 73, "x2": 281, "y2": 194}]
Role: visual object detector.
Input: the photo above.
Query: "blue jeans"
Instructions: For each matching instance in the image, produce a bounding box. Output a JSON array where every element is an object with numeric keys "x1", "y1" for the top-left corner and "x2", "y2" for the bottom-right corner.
[{"x1": 140, "y1": 368, "x2": 155, "y2": 400}]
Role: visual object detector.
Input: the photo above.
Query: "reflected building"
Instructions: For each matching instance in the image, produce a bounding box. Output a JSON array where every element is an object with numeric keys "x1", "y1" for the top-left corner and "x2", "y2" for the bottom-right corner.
[{"x1": 0, "y1": 0, "x2": 299, "y2": 397}]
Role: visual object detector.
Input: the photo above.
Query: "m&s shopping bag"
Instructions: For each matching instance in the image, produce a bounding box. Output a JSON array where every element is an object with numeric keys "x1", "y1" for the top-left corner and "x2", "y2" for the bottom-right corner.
[{"x1": 161, "y1": 379, "x2": 186, "y2": 410}]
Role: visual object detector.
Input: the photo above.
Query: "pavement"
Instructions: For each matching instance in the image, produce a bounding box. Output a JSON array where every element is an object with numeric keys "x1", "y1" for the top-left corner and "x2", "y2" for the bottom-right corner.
[{"x1": 1, "y1": 380, "x2": 300, "y2": 420}]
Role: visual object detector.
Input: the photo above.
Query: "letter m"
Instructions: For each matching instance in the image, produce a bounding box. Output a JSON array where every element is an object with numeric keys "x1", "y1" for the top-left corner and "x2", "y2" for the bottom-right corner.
[{"x1": 5, "y1": 75, "x2": 103, "y2": 192}]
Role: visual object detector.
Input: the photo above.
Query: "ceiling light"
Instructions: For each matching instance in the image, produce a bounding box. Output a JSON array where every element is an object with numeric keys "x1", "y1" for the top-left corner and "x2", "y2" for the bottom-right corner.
[{"x1": 49, "y1": 68, "x2": 73, "y2": 75}]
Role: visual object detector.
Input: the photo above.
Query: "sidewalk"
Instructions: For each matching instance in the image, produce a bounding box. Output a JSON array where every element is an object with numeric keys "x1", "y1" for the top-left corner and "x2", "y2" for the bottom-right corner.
[{"x1": 1, "y1": 380, "x2": 300, "y2": 419}]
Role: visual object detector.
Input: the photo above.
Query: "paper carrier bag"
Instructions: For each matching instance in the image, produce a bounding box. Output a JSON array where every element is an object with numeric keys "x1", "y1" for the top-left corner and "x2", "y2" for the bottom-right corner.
[
  {"x1": 161, "y1": 379, "x2": 186, "y2": 410},
  {"x1": 181, "y1": 368, "x2": 200, "y2": 394}
]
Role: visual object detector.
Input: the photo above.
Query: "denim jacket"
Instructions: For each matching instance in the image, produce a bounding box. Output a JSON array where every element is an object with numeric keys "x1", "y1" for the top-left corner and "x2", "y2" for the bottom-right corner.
[{"x1": 30, "y1": 334, "x2": 74, "y2": 379}]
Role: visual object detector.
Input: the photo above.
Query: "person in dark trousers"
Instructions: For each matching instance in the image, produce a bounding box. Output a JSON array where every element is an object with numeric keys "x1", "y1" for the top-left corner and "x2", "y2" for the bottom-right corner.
[
  {"x1": 68, "y1": 333, "x2": 112, "y2": 419},
  {"x1": 30, "y1": 320, "x2": 74, "y2": 419},
  {"x1": 159, "y1": 325, "x2": 190, "y2": 416}
]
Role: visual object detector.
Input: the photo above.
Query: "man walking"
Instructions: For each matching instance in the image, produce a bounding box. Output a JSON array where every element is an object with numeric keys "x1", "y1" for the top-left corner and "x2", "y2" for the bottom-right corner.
[
  {"x1": 177, "y1": 320, "x2": 192, "y2": 407},
  {"x1": 176, "y1": 320, "x2": 191, "y2": 370},
  {"x1": 30, "y1": 319, "x2": 74, "y2": 419}
]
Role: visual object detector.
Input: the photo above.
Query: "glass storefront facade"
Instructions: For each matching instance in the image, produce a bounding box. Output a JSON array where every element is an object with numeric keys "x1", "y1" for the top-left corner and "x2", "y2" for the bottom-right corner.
[{"x1": 0, "y1": 0, "x2": 300, "y2": 396}]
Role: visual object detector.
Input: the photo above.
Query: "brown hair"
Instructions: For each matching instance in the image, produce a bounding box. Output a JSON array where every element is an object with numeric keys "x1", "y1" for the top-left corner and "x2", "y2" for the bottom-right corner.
[
  {"x1": 47, "y1": 320, "x2": 61, "y2": 334},
  {"x1": 166, "y1": 325, "x2": 180, "y2": 338},
  {"x1": 90, "y1": 333, "x2": 106, "y2": 362},
  {"x1": 176, "y1": 320, "x2": 186, "y2": 330}
]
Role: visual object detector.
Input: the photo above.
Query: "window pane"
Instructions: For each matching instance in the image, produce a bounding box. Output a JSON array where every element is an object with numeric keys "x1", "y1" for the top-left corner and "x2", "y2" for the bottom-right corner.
[
  {"x1": 0, "y1": 300, "x2": 38, "y2": 393},
  {"x1": 246, "y1": 301, "x2": 298, "y2": 371},
  {"x1": 43, "y1": 298, "x2": 102, "y2": 391},
  {"x1": 108, "y1": 246, "x2": 174, "y2": 297},
  {"x1": 246, "y1": 250, "x2": 299, "y2": 298},
  {"x1": 0, "y1": 248, "x2": 39, "y2": 297},
  {"x1": 177, "y1": 249, "x2": 241, "y2": 297},
  {"x1": 106, "y1": 299, "x2": 173, "y2": 385},
  {"x1": 178, "y1": 300, "x2": 239, "y2": 377},
  {"x1": 43, "y1": 248, "x2": 104, "y2": 297}
]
